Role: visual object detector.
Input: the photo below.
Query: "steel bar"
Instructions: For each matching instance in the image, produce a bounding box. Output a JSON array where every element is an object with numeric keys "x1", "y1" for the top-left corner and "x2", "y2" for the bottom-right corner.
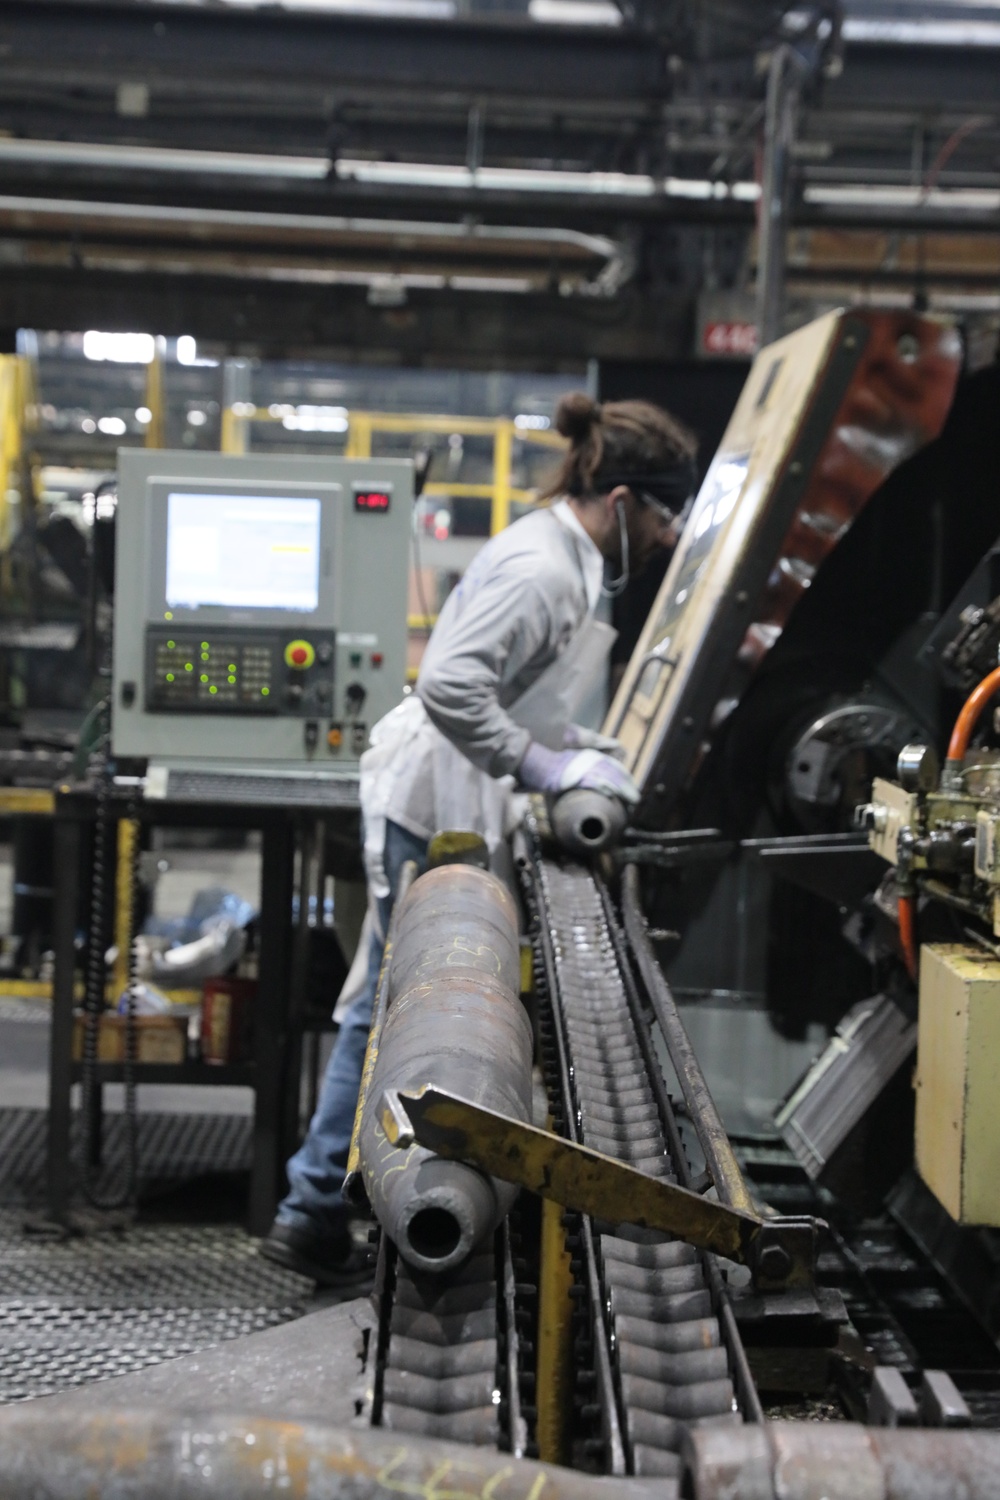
[
  {"x1": 684, "y1": 1422, "x2": 1000, "y2": 1500},
  {"x1": 0, "y1": 1408, "x2": 639, "y2": 1500},
  {"x1": 46, "y1": 810, "x2": 81, "y2": 1224},
  {"x1": 756, "y1": 43, "x2": 805, "y2": 347},
  {"x1": 358, "y1": 863, "x2": 532, "y2": 1274},
  {"x1": 622, "y1": 863, "x2": 755, "y2": 1217}
]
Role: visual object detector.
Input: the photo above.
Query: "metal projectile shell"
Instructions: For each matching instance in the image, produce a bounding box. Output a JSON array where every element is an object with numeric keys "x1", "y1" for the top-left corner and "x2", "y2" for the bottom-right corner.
[
  {"x1": 550, "y1": 788, "x2": 627, "y2": 858},
  {"x1": 358, "y1": 864, "x2": 532, "y2": 1275}
]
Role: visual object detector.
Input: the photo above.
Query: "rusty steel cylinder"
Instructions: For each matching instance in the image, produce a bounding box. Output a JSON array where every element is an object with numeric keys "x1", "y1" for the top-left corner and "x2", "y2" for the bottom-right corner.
[
  {"x1": 683, "y1": 1422, "x2": 1000, "y2": 1500},
  {"x1": 357, "y1": 863, "x2": 533, "y2": 1275}
]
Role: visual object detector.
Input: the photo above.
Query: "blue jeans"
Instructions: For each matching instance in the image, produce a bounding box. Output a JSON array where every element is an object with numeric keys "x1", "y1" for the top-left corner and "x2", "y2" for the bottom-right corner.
[{"x1": 277, "y1": 819, "x2": 429, "y2": 1240}]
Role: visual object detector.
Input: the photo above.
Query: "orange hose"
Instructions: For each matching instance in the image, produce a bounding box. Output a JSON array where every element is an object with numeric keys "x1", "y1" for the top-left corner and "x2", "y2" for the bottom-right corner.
[
  {"x1": 898, "y1": 895, "x2": 918, "y2": 982},
  {"x1": 947, "y1": 664, "x2": 1000, "y2": 763}
]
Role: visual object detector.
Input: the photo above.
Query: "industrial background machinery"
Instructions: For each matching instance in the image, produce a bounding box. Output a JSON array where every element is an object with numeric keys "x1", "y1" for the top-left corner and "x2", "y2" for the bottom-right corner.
[
  {"x1": 6, "y1": 309, "x2": 1000, "y2": 1500},
  {"x1": 176, "y1": 309, "x2": 1000, "y2": 1495}
]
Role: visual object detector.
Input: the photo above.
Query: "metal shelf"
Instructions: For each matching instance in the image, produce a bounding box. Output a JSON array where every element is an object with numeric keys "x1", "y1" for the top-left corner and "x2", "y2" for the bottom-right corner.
[{"x1": 69, "y1": 1061, "x2": 256, "y2": 1087}]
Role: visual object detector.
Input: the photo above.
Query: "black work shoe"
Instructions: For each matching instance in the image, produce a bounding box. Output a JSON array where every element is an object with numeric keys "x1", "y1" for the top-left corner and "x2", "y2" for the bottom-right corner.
[{"x1": 259, "y1": 1219, "x2": 374, "y2": 1288}]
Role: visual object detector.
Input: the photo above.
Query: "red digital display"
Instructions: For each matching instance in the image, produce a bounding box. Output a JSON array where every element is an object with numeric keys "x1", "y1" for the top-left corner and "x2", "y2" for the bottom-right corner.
[{"x1": 354, "y1": 489, "x2": 391, "y2": 513}]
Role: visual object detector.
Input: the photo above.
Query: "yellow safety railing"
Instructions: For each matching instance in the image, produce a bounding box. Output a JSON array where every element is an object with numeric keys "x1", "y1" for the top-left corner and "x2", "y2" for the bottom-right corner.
[
  {"x1": 144, "y1": 339, "x2": 167, "y2": 449},
  {"x1": 219, "y1": 405, "x2": 564, "y2": 536},
  {"x1": 0, "y1": 354, "x2": 33, "y2": 555}
]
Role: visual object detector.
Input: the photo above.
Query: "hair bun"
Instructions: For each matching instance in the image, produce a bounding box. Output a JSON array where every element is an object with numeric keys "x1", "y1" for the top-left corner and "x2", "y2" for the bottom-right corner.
[{"x1": 554, "y1": 391, "x2": 601, "y2": 443}]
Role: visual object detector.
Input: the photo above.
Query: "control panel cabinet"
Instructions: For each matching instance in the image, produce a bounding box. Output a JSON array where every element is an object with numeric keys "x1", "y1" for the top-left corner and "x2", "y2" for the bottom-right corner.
[{"x1": 112, "y1": 450, "x2": 412, "y2": 770}]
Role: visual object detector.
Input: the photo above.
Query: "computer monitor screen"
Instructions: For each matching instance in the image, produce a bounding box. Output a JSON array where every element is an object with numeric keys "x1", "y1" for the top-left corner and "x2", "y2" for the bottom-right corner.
[{"x1": 165, "y1": 491, "x2": 322, "y2": 612}]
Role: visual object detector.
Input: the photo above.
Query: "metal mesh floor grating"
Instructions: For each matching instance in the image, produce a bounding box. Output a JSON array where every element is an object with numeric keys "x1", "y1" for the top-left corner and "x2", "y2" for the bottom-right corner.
[
  {"x1": 0, "y1": 1108, "x2": 317, "y2": 1405},
  {"x1": 0, "y1": 1106, "x2": 256, "y2": 1209}
]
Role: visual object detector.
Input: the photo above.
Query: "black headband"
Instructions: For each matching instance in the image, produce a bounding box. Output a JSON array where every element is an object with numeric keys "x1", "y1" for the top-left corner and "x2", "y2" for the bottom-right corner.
[{"x1": 596, "y1": 457, "x2": 698, "y2": 512}]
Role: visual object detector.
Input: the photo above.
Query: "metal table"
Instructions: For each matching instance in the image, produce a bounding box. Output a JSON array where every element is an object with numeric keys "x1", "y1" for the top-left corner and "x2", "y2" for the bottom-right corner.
[{"x1": 46, "y1": 776, "x2": 361, "y2": 1236}]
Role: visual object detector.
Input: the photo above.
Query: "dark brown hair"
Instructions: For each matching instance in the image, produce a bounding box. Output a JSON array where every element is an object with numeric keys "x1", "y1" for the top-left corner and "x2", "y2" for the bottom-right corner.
[{"x1": 541, "y1": 392, "x2": 697, "y2": 501}]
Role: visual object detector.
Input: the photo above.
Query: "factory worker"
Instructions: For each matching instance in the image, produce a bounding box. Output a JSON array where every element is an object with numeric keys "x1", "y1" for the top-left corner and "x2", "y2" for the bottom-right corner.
[{"x1": 261, "y1": 391, "x2": 697, "y2": 1285}]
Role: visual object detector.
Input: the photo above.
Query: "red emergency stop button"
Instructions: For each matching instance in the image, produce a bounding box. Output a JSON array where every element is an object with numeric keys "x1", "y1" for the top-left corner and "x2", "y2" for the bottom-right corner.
[{"x1": 284, "y1": 639, "x2": 315, "y2": 670}]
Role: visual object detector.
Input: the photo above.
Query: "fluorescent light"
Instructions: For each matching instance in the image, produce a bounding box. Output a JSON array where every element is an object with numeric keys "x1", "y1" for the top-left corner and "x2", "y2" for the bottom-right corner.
[
  {"x1": 187, "y1": 410, "x2": 208, "y2": 426},
  {"x1": 528, "y1": 0, "x2": 621, "y2": 22},
  {"x1": 805, "y1": 184, "x2": 1000, "y2": 211},
  {"x1": 176, "y1": 335, "x2": 197, "y2": 364},
  {"x1": 842, "y1": 16, "x2": 1000, "y2": 45},
  {"x1": 135, "y1": 406, "x2": 152, "y2": 423},
  {"x1": 83, "y1": 330, "x2": 154, "y2": 363},
  {"x1": 282, "y1": 404, "x2": 350, "y2": 432},
  {"x1": 97, "y1": 416, "x2": 127, "y2": 436},
  {"x1": 449, "y1": 275, "x2": 534, "y2": 292},
  {"x1": 514, "y1": 413, "x2": 551, "y2": 429}
]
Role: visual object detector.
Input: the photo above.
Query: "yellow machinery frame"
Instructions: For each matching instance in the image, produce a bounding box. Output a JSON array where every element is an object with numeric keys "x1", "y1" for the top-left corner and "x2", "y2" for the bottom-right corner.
[{"x1": 220, "y1": 404, "x2": 563, "y2": 536}]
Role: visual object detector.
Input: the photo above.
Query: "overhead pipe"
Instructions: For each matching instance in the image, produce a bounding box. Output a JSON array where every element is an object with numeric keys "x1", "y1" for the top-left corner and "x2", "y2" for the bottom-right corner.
[
  {"x1": 356, "y1": 863, "x2": 533, "y2": 1274},
  {"x1": 0, "y1": 190, "x2": 617, "y2": 261}
]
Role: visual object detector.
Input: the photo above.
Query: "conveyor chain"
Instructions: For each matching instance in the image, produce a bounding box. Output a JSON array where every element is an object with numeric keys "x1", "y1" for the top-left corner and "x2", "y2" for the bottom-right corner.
[
  {"x1": 365, "y1": 1219, "x2": 531, "y2": 1452},
  {"x1": 531, "y1": 854, "x2": 739, "y2": 1481}
]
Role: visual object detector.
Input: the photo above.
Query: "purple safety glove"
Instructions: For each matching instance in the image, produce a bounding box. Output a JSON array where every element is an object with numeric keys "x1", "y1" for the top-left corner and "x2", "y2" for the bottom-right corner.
[
  {"x1": 519, "y1": 741, "x2": 641, "y2": 805},
  {"x1": 563, "y1": 723, "x2": 627, "y2": 761}
]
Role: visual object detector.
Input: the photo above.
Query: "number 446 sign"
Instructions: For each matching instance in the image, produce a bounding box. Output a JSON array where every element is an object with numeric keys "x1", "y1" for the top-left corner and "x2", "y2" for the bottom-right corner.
[{"x1": 701, "y1": 320, "x2": 759, "y2": 358}]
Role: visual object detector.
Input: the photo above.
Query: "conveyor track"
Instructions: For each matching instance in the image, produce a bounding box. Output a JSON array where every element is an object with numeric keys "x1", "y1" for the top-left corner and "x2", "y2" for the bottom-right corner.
[
  {"x1": 530, "y1": 854, "x2": 739, "y2": 1482},
  {"x1": 367, "y1": 1219, "x2": 529, "y2": 1453},
  {"x1": 366, "y1": 841, "x2": 741, "y2": 1473}
]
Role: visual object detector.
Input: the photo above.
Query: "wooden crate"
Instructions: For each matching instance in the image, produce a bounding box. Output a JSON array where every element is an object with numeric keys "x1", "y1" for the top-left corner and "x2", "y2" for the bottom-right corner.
[{"x1": 72, "y1": 1012, "x2": 187, "y2": 1066}]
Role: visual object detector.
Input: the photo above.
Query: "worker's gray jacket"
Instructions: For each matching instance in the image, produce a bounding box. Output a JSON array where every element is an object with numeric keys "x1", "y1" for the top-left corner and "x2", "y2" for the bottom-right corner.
[{"x1": 415, "y1": 504, "x2": 594, "y2": 780}]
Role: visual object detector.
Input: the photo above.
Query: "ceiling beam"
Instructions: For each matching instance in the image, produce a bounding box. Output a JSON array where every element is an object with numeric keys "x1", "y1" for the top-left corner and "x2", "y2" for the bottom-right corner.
[{"x1": 0, "y1": 1, "x2": 668, "y2": 102}]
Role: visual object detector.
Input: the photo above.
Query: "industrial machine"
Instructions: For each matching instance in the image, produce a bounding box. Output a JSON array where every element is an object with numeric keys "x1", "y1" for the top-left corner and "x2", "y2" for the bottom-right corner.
[
  {"x1": 112, "y1": 450, "x2": 412, "y2": 799},
  {"x1": 11, "y1": 317, "x2": 1000, "y2": 1499},
  {"x1": 316, "y1": 311, "x2": 1000, "y2": 1495}
]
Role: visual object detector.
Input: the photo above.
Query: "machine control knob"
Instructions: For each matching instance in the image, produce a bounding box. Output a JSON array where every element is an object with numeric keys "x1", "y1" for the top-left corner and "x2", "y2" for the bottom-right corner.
[
  {"x1": 285, "y1": 639, "x2": 316, "y2": 670},
  {"x1": 317, "y1": 641, "x2": 333, "y2": 666},
  {"x1": 346, "y1": 682, "x2": 367, "y2": 713},
  {"x1": 286, "y1": 683, "x2": 304, "y2": 706}
]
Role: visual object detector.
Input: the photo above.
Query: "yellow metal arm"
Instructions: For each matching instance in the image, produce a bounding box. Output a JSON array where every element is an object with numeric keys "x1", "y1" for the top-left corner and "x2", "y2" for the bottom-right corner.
[{"x1": 382, "y1": 1084, "x2": 821, "y2": 1291}]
